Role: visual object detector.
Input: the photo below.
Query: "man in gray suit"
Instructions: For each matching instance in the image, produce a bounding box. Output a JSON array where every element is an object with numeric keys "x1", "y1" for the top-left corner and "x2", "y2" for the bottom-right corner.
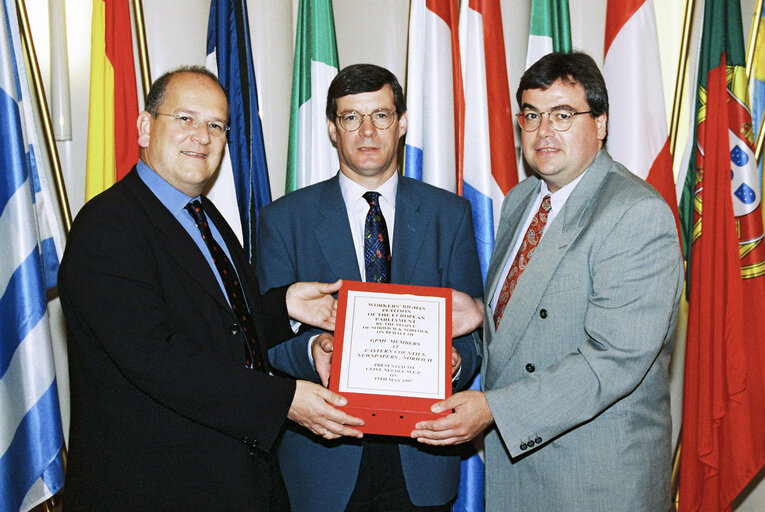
[{"x1": 411, "y1": 52, "x2": 684, "y2": 511}]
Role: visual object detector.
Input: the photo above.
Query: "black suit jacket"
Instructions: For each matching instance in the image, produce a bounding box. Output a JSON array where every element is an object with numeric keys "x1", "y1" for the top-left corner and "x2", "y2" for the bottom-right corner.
[{"x1": 58, "y1": 168, "x2": 296, "y2": 511}]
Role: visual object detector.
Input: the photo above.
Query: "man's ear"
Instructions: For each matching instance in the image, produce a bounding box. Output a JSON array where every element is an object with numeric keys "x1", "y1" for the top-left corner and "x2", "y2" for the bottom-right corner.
[
  {"x1": 596, "y1": 113, "x2": 607, "y2": 142},
  {"x1": 137, "y1": 111, "x2": 152, "y2": 148},
  {"x1": 398, "y1": 111, "x2": 407, "y2": 138},
  {"x1": 327, "y1": 118, "x2": 337, "y2": 144}
]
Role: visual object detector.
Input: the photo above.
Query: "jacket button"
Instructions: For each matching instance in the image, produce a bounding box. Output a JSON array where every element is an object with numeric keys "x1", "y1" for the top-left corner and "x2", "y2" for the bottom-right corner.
[
  {"x1": 527, "y1": 439, "x2": 535, "y2": 448},
  {"x1": 520, "y1": 442, "x2": 528, "y2": 450},
  {"x1": 230, "y1": 323, "x2": 240, "y2": 335},
  {"x1": 539, "y1": 309, "x2": 547, "y2": 319},
  {"x1": 535, "y1": 436, "x2": 542, "y2": 444},
  {"x1": 525, "y1": 363, "x2": 535, "y2": 373}
]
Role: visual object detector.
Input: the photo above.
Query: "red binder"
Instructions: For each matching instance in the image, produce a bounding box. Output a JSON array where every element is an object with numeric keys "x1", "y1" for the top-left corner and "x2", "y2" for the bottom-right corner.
[{"x1": 329, "y1": 281, "x2": 452, "y2": 436}]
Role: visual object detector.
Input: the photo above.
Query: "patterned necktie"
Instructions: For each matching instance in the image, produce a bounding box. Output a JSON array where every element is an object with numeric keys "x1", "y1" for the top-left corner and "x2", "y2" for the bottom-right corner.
[
  {"x1": 185, "y1": 200, "x2": 264, "y2": 371},
  {"x1": 363, "y1": 191, "x2": 391, "y2": 283},
  {"x1": 493, "y1": 195, "x2": 551, "y2": 329}
]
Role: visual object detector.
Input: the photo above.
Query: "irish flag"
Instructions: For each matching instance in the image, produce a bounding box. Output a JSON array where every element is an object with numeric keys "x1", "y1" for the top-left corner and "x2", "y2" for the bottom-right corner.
[
  {"x1": 285, "y1": 0, "x2": 339, "y2": 193},
  {"x1": 603, "y1": 0, "x2": 680, "y2": 237},
  {"x1": 85, "y1": 0, "x2": 138, "y2": 201}
]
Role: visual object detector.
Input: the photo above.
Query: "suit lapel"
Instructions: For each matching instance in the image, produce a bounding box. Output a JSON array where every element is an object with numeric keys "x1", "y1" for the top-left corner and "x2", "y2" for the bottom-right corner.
[
  {"x1": 122, "y1": 170, "x2": 231, "y2": 311},
  {"x1": 391, "y1": 177, "x2": 425, "y2": 284},
  {"x1": 314, "y1": 176, "x2": 362, "y2": 281},
  {"x1": 485, "y1": 151, "x2": 613, "y2": 386},
  {"x1": 484, "y1": 179, "x2": 541, "y2": 302}
]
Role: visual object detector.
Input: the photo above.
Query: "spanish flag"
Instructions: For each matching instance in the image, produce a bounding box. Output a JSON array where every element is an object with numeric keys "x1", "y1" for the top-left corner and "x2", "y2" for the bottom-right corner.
[{"x1": 85, "y1": 0, "x2": 138, "y2": 201}]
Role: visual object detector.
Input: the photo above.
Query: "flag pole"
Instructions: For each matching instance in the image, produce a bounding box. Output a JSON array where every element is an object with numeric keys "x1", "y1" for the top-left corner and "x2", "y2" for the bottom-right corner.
[
  {"x1": 669, "y1": 0, "x2": 696, "y2": 158},
  {"x1": 746, "y1": 0, "x2": 764, "y2": 81},
  {"x1": 15, "y1": 0, "x2": 72, "y2": 233},
  {"x1": 749, "y1": 0, "x2": 765, "y2": 162},
  {"x1": 131, "y1": 0, "x2": 151, "y2": 100}
]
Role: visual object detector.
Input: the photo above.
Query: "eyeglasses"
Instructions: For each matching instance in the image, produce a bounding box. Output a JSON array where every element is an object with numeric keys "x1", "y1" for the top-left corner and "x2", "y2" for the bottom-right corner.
[
  {"x1": 336, "y1": 109, "x2": 397, "y2": 132},
  {"x1": 155, "y1": 112, "x2": 230, "y2": 137},
  {"x1": 517, "y1": 109, "x2": 593, "y2": 132}
]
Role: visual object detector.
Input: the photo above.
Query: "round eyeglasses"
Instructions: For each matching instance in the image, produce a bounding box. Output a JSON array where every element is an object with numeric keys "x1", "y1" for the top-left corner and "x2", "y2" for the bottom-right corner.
[
  {"x1": 517, "y1": 109, "x2": 593, "y2": 132},
  {"x1": 335, "y1": 109, "x2": 397, "y2": 132},
  {"x1": 155, "y1": 112, "x2": 230, "y2": 137}
]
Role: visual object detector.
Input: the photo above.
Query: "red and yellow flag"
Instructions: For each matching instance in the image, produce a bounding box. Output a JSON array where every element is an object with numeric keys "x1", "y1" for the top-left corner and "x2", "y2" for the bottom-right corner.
[
  {"x1": 85, "y1": 0, "x2": 139, "y2": 201},
  {"x1": 678, "y1": 0, "x2": 765, "y2": 509}
]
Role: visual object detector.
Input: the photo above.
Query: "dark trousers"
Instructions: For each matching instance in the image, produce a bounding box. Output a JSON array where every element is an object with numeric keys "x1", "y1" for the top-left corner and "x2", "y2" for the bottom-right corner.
[{"x1": 345, "y1": 436, "x2": 452, "y2": 512}]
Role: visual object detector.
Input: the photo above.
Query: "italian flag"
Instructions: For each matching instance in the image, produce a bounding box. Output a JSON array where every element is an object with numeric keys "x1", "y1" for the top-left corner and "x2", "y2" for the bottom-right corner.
[
  {"x1": 525, "y1": 0, "x2": 571, "y2": 70},
  {"x1": 85, "y1": 0, "x2": 138, "y2": 201},
  {"x1": 285, "y1": 0, "x2": 339, "y2": 194},
  {"x1": 520, "y1": 0, "x2": 570, "y2": 181}
]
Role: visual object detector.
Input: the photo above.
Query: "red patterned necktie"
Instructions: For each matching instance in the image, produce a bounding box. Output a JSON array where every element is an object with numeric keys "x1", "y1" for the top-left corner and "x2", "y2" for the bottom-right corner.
[
  {"x1": 185, "y1": 200, "x2": 265, "y2": 371},
  {"x1": 493, "y1": 195, "x2": 551, "y2": 329}
]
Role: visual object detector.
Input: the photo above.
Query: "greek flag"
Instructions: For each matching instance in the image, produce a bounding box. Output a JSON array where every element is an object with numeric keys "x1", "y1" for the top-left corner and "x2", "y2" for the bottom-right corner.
[{"x1": 0, "y1": 0, "x2": 65, "y2": 510}]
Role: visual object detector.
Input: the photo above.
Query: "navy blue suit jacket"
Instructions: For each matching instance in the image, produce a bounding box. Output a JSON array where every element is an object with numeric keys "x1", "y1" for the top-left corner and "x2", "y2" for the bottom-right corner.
[{"x1": 255, "y1": 173, "x2": 483, "y2": 510}]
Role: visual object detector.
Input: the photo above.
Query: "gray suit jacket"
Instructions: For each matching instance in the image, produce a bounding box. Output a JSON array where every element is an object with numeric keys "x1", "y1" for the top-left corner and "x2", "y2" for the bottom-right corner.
[
  {"x1": 482, "y1": 151, "x2": 683, "y2": 511},
  {"x1": 255, "y1": 173, "x2": 483, "y2": 511}
]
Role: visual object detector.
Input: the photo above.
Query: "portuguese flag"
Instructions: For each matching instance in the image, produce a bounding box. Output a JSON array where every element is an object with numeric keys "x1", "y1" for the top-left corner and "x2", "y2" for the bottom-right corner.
[
  {"x1": 85, "y1": 0, "x2": 139, "y2": 201},
  {"x1": 678, "y1": 0, "x2": 765, "y2": 509}
]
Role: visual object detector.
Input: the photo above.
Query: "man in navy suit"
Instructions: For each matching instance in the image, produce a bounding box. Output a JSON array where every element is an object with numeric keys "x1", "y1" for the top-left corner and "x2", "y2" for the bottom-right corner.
[{"x1": 256, "y1": 64, "x2": 483, "y2": 511}]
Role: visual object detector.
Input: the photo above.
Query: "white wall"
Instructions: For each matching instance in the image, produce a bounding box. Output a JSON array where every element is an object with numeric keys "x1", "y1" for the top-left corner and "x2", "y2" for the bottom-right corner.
[{"x1": 26, "y1": 0, "x2": 764, "y2": 508}]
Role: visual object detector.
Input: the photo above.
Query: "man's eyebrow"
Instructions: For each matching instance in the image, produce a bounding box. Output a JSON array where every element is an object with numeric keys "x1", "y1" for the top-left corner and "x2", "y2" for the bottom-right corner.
[
  {"x1": 520, "y1": 103, "x2": 576, "y2": 111},
  {"x1": 175, "y1": 109, "x2": 228, "y2": 122}
]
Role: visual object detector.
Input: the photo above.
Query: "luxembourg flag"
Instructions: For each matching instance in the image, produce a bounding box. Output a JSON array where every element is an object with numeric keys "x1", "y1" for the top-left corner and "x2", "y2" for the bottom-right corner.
[
  {"x1": 459, "y1": 0, "x2": 517, "y2": 282},
  {"x1": 0, "y1": 0, "x2": 66, "y2": 509},
  {"x1": 404, "y1": 0, "x2": 463, "y2": 193},
  {"x1": 603, "y1": 0, "x2": 680, "y2": 236}
]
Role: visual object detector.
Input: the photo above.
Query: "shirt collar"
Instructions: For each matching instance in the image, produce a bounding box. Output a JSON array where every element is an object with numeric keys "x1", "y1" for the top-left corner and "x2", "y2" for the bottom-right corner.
[
  {"x1": 338, "y1": 170, "x2": 399, "y2": 210},
  {"x1": 541, "y1": 170, "x2": 586, "y2": 216},
  {"x1": 136, "y1": 159, "x2": 198, "y2": 215}
]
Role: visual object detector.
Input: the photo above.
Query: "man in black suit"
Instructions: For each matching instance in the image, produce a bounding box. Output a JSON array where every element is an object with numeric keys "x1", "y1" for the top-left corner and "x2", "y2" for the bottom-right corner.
[{"x1": 58, "y1": 66, "x2": 363, "y2": 511}]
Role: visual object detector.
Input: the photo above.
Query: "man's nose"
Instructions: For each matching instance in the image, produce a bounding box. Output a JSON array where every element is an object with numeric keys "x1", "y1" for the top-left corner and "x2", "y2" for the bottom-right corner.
[
  {"x1": 359, "y1": 115, "x2": 376, "y2": 136},
  {"x1": 190, "y1": 122, "x2": 212, "y2": 143},
  {"x1": 536, "y1": 113, "x2": 555, "y2": 137}
]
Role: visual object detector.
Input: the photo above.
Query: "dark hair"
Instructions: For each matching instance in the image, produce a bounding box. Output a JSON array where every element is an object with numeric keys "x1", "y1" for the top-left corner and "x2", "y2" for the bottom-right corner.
[
  {"x1": 516, "y1": 52, "x2": 608, "y2": 118},
  {"x1": 326, "y1": 64, "x2": 406, "y2": 119},
  {"x1": 144, "y1": 65, "x2": 227, "y2": 115}
]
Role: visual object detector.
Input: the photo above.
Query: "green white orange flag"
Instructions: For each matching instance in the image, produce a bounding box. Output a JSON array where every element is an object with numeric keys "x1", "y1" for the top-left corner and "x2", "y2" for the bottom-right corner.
[
  {"x1": 524, "y1": 0, "x2": 571, "y2": 69},
  {"x1": 85, "y1": 0, "x2": 138, "y2": 201},
  {"x1": 285, "y1": 0, "x2": 339, "y2": 193},
  {"x1": 678, "y1": 0, "x2": 765, "y2": 509}
]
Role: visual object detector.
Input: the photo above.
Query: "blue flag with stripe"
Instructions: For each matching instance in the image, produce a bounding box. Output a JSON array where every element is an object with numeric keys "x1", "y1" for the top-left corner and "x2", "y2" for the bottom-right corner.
[
  {"x1": 0, "y1": 0, "x2": 65, "y2": 510},
  {"x1": 206, "y1": 0, "x2": 271, "y2": 262}
]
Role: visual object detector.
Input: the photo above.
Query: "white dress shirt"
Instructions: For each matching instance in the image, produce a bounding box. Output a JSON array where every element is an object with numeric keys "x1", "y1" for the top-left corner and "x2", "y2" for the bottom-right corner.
[
  {"x1": 490, "y1": 172, "x2": 586, "y2": 313},
  {"x1": 338, "y1": 170, "x2": 398, "y2": 280}
]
